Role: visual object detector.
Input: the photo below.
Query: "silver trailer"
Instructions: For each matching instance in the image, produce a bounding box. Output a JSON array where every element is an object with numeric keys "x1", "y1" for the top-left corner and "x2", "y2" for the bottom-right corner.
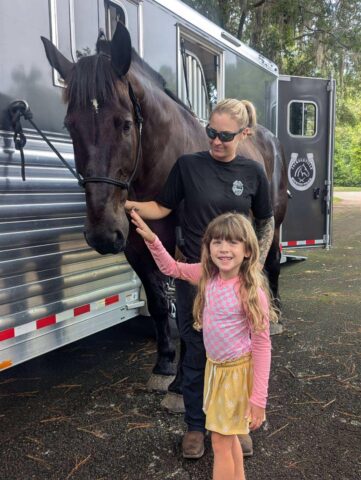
[{"x1": 0, "y1": 0, "x2": 333, "y2": 371}]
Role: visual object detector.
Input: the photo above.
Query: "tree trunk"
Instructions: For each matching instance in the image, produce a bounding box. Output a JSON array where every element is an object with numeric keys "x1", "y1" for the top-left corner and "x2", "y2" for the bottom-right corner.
[
  {"x1": 250, "y1": 2, "x2": 265, "y2": 49},
  {"x1": 237, "y1": 0, "x2": 249, "y2": 40}
]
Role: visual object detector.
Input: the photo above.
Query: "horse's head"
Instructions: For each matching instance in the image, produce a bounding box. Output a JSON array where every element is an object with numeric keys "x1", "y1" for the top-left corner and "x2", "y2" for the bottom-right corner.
[{"x1": 41, "y1": 24, "x2": 140, "y2": 254}]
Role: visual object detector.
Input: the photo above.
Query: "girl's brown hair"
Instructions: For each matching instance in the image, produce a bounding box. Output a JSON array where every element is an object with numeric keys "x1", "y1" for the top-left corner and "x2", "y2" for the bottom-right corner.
[{"x1": 192, "y1": 212, "x2": 278, "y2": 332}]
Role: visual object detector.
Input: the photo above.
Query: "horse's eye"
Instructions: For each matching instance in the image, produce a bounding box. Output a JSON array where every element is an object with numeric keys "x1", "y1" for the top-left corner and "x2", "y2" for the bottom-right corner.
[{"x1": 123, "y1": 120, "x2": 132, "y2": 132}]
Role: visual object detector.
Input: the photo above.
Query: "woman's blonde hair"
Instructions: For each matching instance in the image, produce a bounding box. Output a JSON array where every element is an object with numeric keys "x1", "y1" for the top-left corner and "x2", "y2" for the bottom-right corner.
[
  {"x1": 210, "y1": 99, "x2": 257, "y2": 132},
  {"x1": 192, "y1": 212, "x2": 277, "y2": 332}
]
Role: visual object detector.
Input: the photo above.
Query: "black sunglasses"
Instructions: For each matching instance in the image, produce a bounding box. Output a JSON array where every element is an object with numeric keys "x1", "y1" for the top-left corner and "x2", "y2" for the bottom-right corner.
[{"x1": 206, "y1": 124, "x2": 244, "y2": 142}]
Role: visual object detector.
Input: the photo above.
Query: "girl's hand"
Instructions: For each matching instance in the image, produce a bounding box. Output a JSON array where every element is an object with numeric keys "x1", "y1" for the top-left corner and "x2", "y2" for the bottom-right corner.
[
  {"x1": 130, "y1": 209, "x2": 156, "y2": 243},
  {"x1": 245, "y1": 402, "x2": 265, "y2": 431}
]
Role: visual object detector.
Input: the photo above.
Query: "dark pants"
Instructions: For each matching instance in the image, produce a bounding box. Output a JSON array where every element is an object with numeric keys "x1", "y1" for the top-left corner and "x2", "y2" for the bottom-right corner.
[{"x1": 175, "y1": 278, "x2": 206, "y2": 432}]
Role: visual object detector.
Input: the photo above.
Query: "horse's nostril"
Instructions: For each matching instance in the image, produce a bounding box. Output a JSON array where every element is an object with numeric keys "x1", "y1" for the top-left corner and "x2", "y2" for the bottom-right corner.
[{"x1": 114, "y1": 230, "x2": 125, "y2": 252}]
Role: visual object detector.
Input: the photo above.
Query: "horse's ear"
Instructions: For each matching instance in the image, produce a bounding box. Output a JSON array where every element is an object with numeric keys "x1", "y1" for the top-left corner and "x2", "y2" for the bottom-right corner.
[
  {"x1": 110, "y1": 22, "x2": 132, "y2": 77},
  {"x1": 41, "y1": 36, "x2": 73, "y2": 80}
]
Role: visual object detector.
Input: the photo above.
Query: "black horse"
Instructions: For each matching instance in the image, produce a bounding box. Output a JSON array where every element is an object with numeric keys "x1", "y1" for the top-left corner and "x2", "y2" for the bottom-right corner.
[{"x1": 41, "y1": 23, "x2": 287, "y2": 393}]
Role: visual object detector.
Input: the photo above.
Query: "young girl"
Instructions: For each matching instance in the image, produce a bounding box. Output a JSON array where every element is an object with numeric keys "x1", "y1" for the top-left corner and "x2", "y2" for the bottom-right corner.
[{"x1": 131, "y1": 209, "x2": 275, "y2": 480}]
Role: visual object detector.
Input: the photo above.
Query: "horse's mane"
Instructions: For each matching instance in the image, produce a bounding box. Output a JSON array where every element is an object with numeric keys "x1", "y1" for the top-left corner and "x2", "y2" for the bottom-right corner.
[
  {"x1": 64, "y1": 48, "x2": 194, "y2": 116},
  {"x1": 65, "y1": 54, "x2": 118, "y2": 109},
  {"x1": 130, "y1": 51, "x2": 194, "y2": 115}
]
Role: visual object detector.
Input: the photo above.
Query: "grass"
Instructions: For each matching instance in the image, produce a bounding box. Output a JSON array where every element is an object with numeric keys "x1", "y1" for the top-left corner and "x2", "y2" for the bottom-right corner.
[{"x1": 333, "y1": 186, "x2": 361, "y2": 191}]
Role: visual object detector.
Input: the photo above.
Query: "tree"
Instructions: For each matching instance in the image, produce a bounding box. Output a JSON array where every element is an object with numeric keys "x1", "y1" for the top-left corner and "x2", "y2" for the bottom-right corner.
[
  {"x1": 182, "y1": 0, "x2": 361, "y2": 185},
  {"x1": 184, "y1": 1, "x2": 361, "y2": 86}
]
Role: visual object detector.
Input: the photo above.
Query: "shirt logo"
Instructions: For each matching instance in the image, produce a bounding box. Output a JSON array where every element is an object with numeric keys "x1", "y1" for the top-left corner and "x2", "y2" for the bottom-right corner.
[{"x1": 232, "y1": 180, "x2": 244, "y2": 196}]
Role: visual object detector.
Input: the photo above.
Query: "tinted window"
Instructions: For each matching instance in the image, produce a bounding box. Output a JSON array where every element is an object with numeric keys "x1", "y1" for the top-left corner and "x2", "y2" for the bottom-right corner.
[
  {"x1": 289, "y1": 101, "x2": 317, "y2": 137},
  {"x1": 73, "y1": 0, "x2": 99, "y2": 58},
  {"x1": 224, "y1": 51, "x2": 277, "y2": 133},
  {"x1": 142, "y1": 2, "x2": 177, "y2": 93}
]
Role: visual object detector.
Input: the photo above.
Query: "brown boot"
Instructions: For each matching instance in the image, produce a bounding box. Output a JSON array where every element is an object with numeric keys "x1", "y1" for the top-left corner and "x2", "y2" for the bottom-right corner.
[
  {"x1": 182, "y1": 431, "x2": 205, "y2": 459},
  {"x1": 238, "y1": 434, "x2": 253, "y2": 457}
]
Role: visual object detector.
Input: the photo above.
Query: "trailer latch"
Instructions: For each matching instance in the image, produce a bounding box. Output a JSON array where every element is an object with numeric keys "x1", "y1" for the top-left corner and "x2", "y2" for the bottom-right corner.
[{"x1": 313, "y1": 187, "x2": 320, "y2": 199}]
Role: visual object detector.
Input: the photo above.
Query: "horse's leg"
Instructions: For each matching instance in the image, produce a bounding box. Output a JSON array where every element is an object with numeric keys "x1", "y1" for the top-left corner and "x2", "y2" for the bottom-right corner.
[
  {"x1": 264, "y1": 236, "x2": 281, "y2": 308},
  {"x1": 161, "y1": 336, "x2": 186, "y2": 413},
  {"x1": 168, "y1": 336, "x2": 185, "y2": 394},
  {"x1": 125, "y1": 240, "x2": 176, "y2": 390}
]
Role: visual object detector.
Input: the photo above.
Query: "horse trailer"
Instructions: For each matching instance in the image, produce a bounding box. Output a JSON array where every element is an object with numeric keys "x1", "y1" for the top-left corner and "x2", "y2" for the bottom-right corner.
[{"x1": 0, "y1": 0, "x2": 334, "y2": 371}]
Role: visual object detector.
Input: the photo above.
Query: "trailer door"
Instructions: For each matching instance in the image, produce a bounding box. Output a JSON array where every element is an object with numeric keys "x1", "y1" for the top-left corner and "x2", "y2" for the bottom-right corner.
[{"x1": 278, "y1": 75, "x2": 335, "y2": 249}]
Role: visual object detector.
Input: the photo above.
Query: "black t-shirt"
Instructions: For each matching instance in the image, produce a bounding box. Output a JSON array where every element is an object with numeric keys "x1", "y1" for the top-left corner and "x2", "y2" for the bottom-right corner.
[{"x1": 156, "y1": 151, "x2": 273, "y2": 261}]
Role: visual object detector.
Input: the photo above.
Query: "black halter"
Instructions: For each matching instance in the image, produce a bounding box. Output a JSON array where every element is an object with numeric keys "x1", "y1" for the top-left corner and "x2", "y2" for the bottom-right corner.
[{"x1": 8, "y1": 81, "x2": 143, "y2": 191}]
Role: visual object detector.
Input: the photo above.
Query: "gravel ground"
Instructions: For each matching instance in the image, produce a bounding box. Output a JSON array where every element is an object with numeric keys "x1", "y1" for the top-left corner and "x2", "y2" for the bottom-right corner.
[{"x1": 0, "y1": 193, "x2": 360, "y2": 480}]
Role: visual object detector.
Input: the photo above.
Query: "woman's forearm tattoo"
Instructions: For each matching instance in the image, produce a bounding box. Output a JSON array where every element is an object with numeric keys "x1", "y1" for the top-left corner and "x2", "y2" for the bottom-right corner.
[{"x1": 254, "y1": 216, "x2": 275, "y2": 266}]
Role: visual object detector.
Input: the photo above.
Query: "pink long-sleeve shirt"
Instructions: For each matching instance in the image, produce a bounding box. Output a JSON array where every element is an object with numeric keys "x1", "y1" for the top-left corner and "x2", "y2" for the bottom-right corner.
[{"x1": 145, "y1": 236, "x2": 272, "y2": 408}]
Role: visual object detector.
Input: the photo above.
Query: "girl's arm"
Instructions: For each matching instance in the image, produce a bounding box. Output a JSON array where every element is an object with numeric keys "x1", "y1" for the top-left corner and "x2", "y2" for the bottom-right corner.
[
  {"x1": 130, "y1": 210, "x2": 201, "y2": 284},
  {"x1": 249, "y1": 288, "x2": 272, "y2": 409},
  {"x1": 245, "y1": 288, "x2": 271, "y2": 430},
  {"x1": 125, "y1": 200, "x2": 172, "y2": 220}
]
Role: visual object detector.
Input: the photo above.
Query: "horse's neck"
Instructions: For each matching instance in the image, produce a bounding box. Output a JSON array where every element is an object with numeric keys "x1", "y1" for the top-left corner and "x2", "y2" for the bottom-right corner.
[
  {"x1": 237, "y1": 137, "x2": 264, "y2": 165},
  {"x1": 134, "y1": 74, "x2": 206, "y2": 151},
  {"x1": 238, "y1": 126, "x2": 274, "y2": 180},
  {"x1": 129, "y1": 73, "x2": 207, "y2": 199}
]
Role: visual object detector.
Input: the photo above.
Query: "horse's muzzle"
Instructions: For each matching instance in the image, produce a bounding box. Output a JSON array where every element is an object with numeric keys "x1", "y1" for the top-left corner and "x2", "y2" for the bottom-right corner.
[{"x1": 84, "y1": 229, "x2": 125, "y2": 254}]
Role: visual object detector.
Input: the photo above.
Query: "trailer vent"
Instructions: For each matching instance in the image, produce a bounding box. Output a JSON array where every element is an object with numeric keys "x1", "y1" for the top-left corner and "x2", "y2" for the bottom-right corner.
[{"x1": 221, "y1": 31, "x2": 241, "y2": 47}]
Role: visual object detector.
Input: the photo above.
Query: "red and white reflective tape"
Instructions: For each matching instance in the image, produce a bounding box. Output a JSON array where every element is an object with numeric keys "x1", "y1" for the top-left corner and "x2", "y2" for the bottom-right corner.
[
  {"x1": 0, "y1": 293, "x2": 131, "y2": 343},
  {"x1": 281, "y1": 239, "x2": 324, "y2": 247}
]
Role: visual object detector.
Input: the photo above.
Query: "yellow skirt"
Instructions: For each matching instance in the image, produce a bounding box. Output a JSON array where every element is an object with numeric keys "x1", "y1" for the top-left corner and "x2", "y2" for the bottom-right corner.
[{"x1": 203, "y1": 353, "x2": 253, "y2": 435}]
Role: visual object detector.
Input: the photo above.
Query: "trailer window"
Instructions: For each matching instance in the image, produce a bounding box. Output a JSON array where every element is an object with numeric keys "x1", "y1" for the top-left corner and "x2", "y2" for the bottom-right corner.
[
  {"x1": 104, "y1": 1, "x2": 140, "y2": 50},
  {"x1": 179, "y1": 35, "x2": 220, "y2": 124},
  {"x1": 288, "y1": 101, "x2": 317, "y2": 137},
  {"x1": 224, "y1": 50, "x2": 278, "y2": 133},
  {"x1": 105, "y1": 1, "x2": 126, "y2": 38},
  {"x1": 72, "y1": 0, "x2": 99, "y2": 58}
]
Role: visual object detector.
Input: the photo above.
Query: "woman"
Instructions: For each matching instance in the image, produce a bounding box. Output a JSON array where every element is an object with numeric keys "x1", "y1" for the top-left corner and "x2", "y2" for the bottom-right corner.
[{"x1": 125, "y1": 99, "x2": 275, "y2": 459}]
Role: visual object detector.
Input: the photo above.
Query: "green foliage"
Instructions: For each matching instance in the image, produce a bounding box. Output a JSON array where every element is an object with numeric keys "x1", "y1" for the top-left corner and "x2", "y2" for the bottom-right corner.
[
  {"x1": 334, "y1": 94, "x2": 361, "y2": 186},
  {"x1": 182, "y1": 0, "x2": 361, "y2": 186}
]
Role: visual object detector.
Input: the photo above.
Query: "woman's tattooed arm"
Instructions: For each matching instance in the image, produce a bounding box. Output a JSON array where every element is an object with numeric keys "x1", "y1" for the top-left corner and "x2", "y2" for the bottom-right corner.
[{"x1": 254, "y1": 216, "x2": 275, "y2": 266}]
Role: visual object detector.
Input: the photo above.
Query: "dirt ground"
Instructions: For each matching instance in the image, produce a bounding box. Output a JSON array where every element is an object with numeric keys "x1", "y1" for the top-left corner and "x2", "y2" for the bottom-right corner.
[{"x1": 0, "y1": 194, "x2": 360, "y2": 480}]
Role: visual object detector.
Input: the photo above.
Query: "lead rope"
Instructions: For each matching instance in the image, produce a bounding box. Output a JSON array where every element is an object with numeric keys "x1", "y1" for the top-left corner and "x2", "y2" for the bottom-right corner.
[
  {"x1": 12, "y1": 109, "x2": 27, "y2": 181},
  {"x1": 8, "y1": 100, "x2": 82, "y2": 184}
]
